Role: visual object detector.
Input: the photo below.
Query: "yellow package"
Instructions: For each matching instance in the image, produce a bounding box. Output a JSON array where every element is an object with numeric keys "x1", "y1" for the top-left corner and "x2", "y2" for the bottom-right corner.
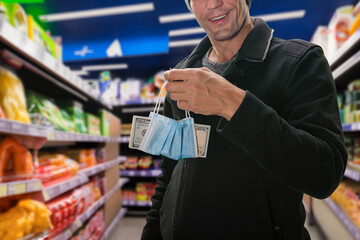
[{"x1": 0, "y1": 66, "x2": 30, "y2": 124}]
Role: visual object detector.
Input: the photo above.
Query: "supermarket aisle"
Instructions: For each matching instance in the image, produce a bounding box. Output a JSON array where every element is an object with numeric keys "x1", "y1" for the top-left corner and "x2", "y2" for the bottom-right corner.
[
  {"x1": 107, "y1": 214, "x2": 326, "y2": 240},
  {"x1": 108, "y1": 216, "x2": 146, "y2": 240}
]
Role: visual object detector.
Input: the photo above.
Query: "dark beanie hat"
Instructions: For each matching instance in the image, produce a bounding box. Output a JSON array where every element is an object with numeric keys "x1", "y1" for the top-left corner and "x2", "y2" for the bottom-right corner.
[{"x1": 185, "y1": 0, "x2": 252, "y2": 11}]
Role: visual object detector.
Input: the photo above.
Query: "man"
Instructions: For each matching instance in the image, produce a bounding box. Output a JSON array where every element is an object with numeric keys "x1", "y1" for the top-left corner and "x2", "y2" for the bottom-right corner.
[{"x1": 141, "y1": 0, "x2": 347, "y2": 239}]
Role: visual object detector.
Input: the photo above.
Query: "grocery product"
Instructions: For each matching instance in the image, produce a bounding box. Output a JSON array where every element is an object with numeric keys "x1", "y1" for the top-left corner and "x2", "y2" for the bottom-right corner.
[
  {"x1": 6, "y1": 3, "x2": 27, "y2": 35},
  {"x1": 138, "y1": 156, "x2": 152, "y2": 170},
  {"x1": 328, "y1": 5, "x2": 354, "y2": 59},
  {"x1": 0, "y1": 199, "x2": 52, "y2": 240},
  {"x1": 62, "y1": 149, "x2": 96, "y2": 169},
  {"x1": 311, "y1": 26, "x2": 329, "y2": 58},
  {"x1": 98, "y1": 109, "x2": 110, "y2": 136},
  {"x1": 0, "y1": 2, "x2": 9, "y2": 21},
  {"x1": 27, "y1": 15, "x2": 58, "y2": 58},
  {"x1": 84, "y1": 113, "x2": 101, "y2": 136},
  {"x1": 58, "y1": 100, "x2": 87, "y2": 134},
  {"x1": 0, "y1": 66, "x2": 31, "y2": 124},
  {"x1": 125, "y1": 156, "x2": 138, "y2": 170},
  {"x1": 61, "y1": 109, "x2": 75, "y2": 133},
  {"x1": 95, "y1": 148, "x2": 105, "y2": 164},
  {"x1": 0, "y1": 137, "x2": 33, "y2": 180},
  {"x1": 350, "y1": 1, "x2": 360, "y2": 35},
  {"x1": 27, "y1": 91, "x2": 69, "y2": 131}
]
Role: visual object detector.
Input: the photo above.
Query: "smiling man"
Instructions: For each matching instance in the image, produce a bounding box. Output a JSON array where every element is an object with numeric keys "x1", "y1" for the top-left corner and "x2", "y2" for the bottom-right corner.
[{"x1": 141, "y1": 0, "x2": 347, "y2": 239}]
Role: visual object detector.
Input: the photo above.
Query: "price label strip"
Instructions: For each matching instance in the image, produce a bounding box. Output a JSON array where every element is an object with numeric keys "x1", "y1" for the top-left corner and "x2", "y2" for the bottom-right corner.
[{"x1": 0, "y1": 184, "x2": 8, "y2": 198}]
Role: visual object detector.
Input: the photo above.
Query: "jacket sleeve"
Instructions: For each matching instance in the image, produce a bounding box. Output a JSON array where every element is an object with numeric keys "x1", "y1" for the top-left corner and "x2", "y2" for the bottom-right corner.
[
  {"x1": 217, "y1": 46, "x2": 347, "y2": 199},
  {"x1": 141, "y1": 95, "x2": 178, "y2": 240}
]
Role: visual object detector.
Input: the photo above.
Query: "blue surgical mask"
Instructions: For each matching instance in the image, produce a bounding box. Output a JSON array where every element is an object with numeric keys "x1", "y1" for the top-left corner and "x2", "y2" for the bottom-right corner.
[
  {"x1": 139, "y1": 83, "x2": 198, "y2": 160},
  {"x1": 179, "y1": 112, "x2": 198, "y2": 159}
]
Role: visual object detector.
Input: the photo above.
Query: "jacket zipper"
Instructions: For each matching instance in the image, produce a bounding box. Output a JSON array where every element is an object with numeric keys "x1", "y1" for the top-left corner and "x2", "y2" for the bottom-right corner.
[{"x1": 173, "y1": 159, "x2": 188, "y2": 240}]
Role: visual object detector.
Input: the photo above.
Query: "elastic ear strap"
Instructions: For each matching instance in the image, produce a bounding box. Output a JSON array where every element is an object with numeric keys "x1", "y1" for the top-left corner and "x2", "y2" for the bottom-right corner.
[
  {"x1": 185, "y1": 110, "x2": 190, "y2": 118},
  {"x1": 154, "y1": 82, "x2": 167, "y2": 113}
]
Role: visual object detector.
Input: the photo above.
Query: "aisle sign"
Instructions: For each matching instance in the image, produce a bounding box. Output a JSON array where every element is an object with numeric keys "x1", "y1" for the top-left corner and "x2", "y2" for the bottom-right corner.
[{"x1": 0, "y1": 185, "x2": 7, "y2": 198}]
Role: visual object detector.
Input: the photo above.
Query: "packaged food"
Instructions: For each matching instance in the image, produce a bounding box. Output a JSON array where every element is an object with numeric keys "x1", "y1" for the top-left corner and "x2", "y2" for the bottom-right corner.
[
  {"x1": 138, "y1": 156, "x2": 152, "y2": 170},
  {"x1": 98, "y1": 109, "x2": 110, "y2": 136},
  {"x1": 84, "y1": 113, "x2": 101, "y2": 136},
  {"x1": 6, "y1": 3, "x2": 27, "y2": 34},
  {"x1": 125, "y1": 156, "x2": 138, "y2": 170},
  {"x1": 0, "y1": 66, "x2": 31, "y2": 124},
  {"x1": 62, "y1": 149, "x2": 96, "y2": 168},
  {"x1": 58, "y1": 101, "x2": 87, "y2": 134},
  {"x1": 0, "y1": 137, "x2": 33, "y2": 181},
  {"x1": 328, "y1": 5, "x2": 355, "y2": 59},
  {"x1": 0, "y1": 2, "x2": 9, "y2": 21}
]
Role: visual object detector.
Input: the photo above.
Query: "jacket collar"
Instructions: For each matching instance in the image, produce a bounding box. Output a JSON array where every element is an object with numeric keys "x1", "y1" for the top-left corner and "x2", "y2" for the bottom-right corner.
[{"x1": 184, "y1": 18, "x2": 274, "y2": 66}]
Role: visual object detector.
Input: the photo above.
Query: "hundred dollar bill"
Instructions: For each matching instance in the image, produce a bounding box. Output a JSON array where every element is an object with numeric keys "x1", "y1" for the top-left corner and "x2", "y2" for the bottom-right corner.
[
  {"x1": 129, "y1": 115, "x2": 211, "y2": 157},
  {"x1": 129, "y1": 115, "x2": 151, "y2": 149},
  {"x1": 194, "y1": 124, "x2": 211, "y2": 158}
]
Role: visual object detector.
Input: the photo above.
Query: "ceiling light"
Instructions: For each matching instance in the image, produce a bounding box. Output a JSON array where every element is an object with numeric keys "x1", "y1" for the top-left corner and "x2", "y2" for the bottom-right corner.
[
  {"x1": 255, "y1": 10, "x2": 306, "y2": 22},
  {"x1": 39, "y1": 2, "x2": 154, "y2": 22},
  {"x1": 82, "y1": 64, "x2": 128, "y2": 71},
  {"x1": 169, "y1": 39, "x2": 202, "y2": 48},
  {"x1": 169, "y1": 27, "x2": 205, "y2": 37},
  {"x1": 160, "y1": 10, "x2": 305, "y2": 24},
  {"x1": 159, "y1": 13, "x2": 195, "y2": 23}
]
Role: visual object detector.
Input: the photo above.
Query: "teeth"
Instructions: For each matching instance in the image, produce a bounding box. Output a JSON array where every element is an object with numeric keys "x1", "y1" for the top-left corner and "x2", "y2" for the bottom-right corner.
[{"x1": 211, "y1": 14, "x2": 226, "y2": 21}]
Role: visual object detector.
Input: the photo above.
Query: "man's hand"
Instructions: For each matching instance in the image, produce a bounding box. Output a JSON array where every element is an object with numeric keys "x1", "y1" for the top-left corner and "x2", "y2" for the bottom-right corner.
[{"x1": 164, "y1": 67, "x2": 246, "y2": 121}]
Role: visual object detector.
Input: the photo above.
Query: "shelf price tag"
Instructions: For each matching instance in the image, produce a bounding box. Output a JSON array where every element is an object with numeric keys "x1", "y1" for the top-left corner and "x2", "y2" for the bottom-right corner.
[
  {"x1": 0, "y1": 185, "x2": 7, "y2": 197},
  {"x1": 11, "y1": 184, "x2": 26, "y2": 195},
  {"x1": 75, "y1": 219, "x2": 82, "y2": 228},
  {"x1": 0, "y1": 120, "x2": 6, "y2": 128},
  {"x1": 43, "y1": 190, "x2": 50, "y2": 201},
  {"x1": 27, "y1": 181, "x2": 42, "y2": 192},
  {"x1": 12, "y1": 123, "x2": 22, "y2": 131},
  {"x1": 47, "y1": 131, "x2": 55, "y2": 140}
]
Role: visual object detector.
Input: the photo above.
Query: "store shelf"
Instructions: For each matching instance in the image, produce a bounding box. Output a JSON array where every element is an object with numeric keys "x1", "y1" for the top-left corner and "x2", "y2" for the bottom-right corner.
[
  {"x1": 329, "y1": 29, "x2": 360, "y2": 70},
  {"x1": 120, "y1": 169, "x2": 162, "y2": 178},
  {"x1": 0, "y1": 18, "x2": 111, "y2": 110},
  {"x1": 0, "y1": 118, "x2": 47, "y2": 137},
  {"x1": 47, "y1": 131, "x2": 118, "y2": 143},
  {"x1": 344, "y1": 167, "x2": 360, "y2": 182},
  {"x1": 342, "y1": 122, "x2": 360, "y2": 132},
  {"x1": 0, "y1": 179, "x2": 42, "y2": 198},
  {"x1": 49, "y1": 179, "x2": 123, "y2": 240},
  {"x1": 100, "y1": 208, "x2": 128, "y2": 240},
  {"x1": 113, "y1": 98, "x2": 160, "y2": 107},
  {"x1": 122, "y1": 200, "x2": 152, "y2": 207},
  {"x1": 42, "y1": 175, "x2": 89, "y2": 202},
  {"x1": 120, "y1": 136, "x2": 130, "y2": 143},
  {"x1": 333, "y1": 49, "x2": 360, "y2": 88},
  {"x1": 324, "y1": 198, "x2": 360, "y2": 239},
  {"x1": 119, "y1": 178, "x2": 130, "y2": 188},
  {"x1": 80, "y1": 157, "x2": 124, "y2": 177}
]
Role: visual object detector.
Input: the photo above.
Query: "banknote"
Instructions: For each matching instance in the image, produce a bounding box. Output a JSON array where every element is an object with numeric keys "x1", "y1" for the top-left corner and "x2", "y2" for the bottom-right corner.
[
  {"x1": 129, "y1": 115, "x2": 151, "y2": 149},
  {"x1": 129, "y1": 115, "x2": 211, "y2": 157},
  {"x1": 194, "y1": 124, "x2": 211, "y2": 158}
]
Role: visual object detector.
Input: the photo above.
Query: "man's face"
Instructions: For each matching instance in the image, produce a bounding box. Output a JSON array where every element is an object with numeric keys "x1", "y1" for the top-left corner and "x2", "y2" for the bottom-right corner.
[{"x1": 191, "y1": 0, "x2": 249, "y2": 42}]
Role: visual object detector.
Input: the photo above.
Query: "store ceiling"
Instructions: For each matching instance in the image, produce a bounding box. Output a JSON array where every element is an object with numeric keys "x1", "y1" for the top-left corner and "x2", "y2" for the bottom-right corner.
[{"x1": 23, "y1": 0, "x2": 356, "y2": 80}]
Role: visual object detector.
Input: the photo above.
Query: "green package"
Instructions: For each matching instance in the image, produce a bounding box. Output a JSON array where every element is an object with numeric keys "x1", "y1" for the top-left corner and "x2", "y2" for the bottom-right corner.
[
  {"x1": 58, "y1": 100, "x2": 87, "y2": 134},
  {"x1": 84, "y1": 112, "x2": 101, "y2": 136},
  {"x1": 98, "y1": 109, "x2": 110, "y2": 136}
]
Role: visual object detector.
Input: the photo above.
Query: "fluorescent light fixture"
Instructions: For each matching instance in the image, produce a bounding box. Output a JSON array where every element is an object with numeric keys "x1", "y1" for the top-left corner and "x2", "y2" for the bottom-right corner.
[
  {"x1": 72, "y1": 70, "x2": 89, "y2": 76},
  {"x1": 82, "y1": 64, "x2": 128, "y2": 71},
  {"x1": 254, "y1": 10, "x2": 306, "y2": 22},
  {"x1": 160, "y1": 10, "x2": 305, "y2": 24},
  {"x1": 169, "y1": 39, "x2": 202, "y2": 48},
  {"x1": 159, "y1": 13, "x2": 195, "y2": 23},
  {"x1": 39, "y1": 2, "x2": 154, "y2": 22},
  {"x1": 169, "y1": 27, "x2": 205, "y2": 37}
]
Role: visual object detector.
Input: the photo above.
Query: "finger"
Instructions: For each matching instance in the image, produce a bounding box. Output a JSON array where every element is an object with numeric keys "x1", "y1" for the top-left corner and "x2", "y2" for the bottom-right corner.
[
  {"x1": 177, "y1": 100, "x2": 190, "y2": 111},
  {"x1": 164, "y1": 68, "x2": 198, "y2": 82},
  {"x1": 165, "y1": 81, "x2": 187, "y2": 93},
  {"x1": 169, "y1": 92, "x2": 188, "y2": 101}
]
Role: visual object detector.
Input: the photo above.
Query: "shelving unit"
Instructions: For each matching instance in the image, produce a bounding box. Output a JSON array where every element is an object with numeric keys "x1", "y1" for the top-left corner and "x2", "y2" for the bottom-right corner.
[
  {"x1": 0, "y1": 18, "x2": 111, "y2": 110},
  {"x1": 122, "y1": 200, "x2": 152, "y2": 207},
  {"x1": 120, "y1": 169, "x2": 161, "y2": 178},
  {"x1": 47, "y1": 179, "x2": 126, "y2": 240},
  {"x1": 0, "y1": 16, "x2": 125, "y2": 240}
]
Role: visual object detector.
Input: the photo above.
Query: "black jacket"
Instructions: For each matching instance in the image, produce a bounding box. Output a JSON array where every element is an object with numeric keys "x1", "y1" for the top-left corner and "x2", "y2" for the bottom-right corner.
[{"x1": 141, "y1": 18, "x2": 347, "y2": 240}]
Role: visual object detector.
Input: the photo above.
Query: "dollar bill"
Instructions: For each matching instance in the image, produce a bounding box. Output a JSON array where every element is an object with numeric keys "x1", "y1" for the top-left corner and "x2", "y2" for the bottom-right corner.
[
  {"x1": 129, "y1": 115, "x2": 151, "y2": 149},
  {"x1": 129, "y1": 115, "x2": 211, "y2": 158},
  {"x1": 194, "y1": 124, "x2": 211, "y2": 158}
]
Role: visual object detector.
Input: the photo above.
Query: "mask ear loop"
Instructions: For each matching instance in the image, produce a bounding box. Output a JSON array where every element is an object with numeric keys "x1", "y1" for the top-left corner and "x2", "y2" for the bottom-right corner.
[
  {"x1": 185, "y1": 110, "x2": 190, "y2": 118},
  {"x1": 154, "y1": 82, "x2": 167, "y2": 114}
]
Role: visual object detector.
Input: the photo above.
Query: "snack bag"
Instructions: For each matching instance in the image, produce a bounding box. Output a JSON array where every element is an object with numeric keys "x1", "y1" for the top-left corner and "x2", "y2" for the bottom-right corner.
[{"x1": 0, "y1": 66, "x2": 31, "y2": 124}]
